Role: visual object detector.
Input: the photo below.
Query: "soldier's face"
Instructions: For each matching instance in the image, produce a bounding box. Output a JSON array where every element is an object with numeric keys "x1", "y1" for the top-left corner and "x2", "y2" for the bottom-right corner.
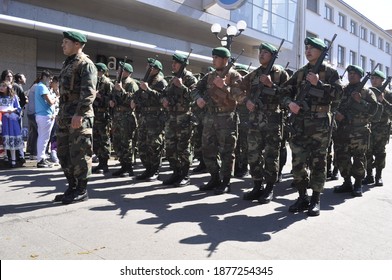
[
  {"x1": 62, "y1": 38, "x2": 79, "y2": 56},
  {"x1": 305, "y1": 45, "x2": 322, "y2": 64},
  {"x1": 370, "y1": 76, "x2": 383, "y2": 87},
  {"x1": 172, "y1": 61, "x2": 181, "y2": 73},
  {"x1": 212, "y1": 55, "x2": 227, "y2": 70},
  {"x1": 259, "y1": 49, "x2": 272, "y2": 66},
  {"x1": 348, "y1": 71, "x2": 361, "y2": 84}
]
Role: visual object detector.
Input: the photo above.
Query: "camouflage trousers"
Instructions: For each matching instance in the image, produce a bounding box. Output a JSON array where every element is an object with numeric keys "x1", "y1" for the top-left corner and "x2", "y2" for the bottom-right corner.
[
  {"x1": 366, "y1": 121, "x2": 390, "y2": 171},
  {"x1": 289, "y1": 118, "x2": 330, "y2": 192},
  {"x1": 335, "y1": 124, "x2": 370, "y2": 180},
  {"x1": 57, "y1": 116, "x2": 93, "y2": 183},
  {"x1": 235, "y1": 114, "x2": 249, "y2": 169},
  {"x1": 93, "y1": 115, "x2": 111, "y2": 161},
  {"x1": 112, "y1": 111, "x2": 137, "y2": 165},
  {"x1": 165, "y1": 112, "x2": 193, "y2": 170},
  {"x1": 191, "y1": 123, "x2": 203, "y2": 160},
  {"x1": 202, "y1": 112, "x2": 237, "y2": 178},
  {"x1": 137, "y1": 112, "x2": 164, "y2": 172}
]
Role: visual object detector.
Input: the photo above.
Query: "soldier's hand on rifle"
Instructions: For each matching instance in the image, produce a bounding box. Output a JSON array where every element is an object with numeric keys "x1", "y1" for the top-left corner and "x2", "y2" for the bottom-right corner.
[
  {"x1": 288, "y1": 101, "x2": 300, "y2": 114},
  {"x1": 246, "y1": 99, "x2": 256, "y2": 112},
  {"x1": 140, "y1": 81, "x2": 151, "y2": 91},
  {"x1": 306, "y1": 72, "x2": 319, "y2": 86},
  {"x1": 173, "y1": 77, "x2": 183, "y2": 88},
  {"x1": 335, "y1": 111, "x2": 345, "y2": 122},
  {"x1": 114, "y1": 81, "x2": 123, "y2": 91},
  {"x1": 162, "y1": 97, "x2": 169, "y2": 109},
  {"x1": 196, "y1": 97, "x2": 206, "y2": 109},
  {"x1": 351, "y1": 91, "x2": 361, "y2": 103},
  {"x1": 109, "y1": 100, "x2": 115, "y2": 108},
  {"x1": 213, "y1": 76, "x2": 226, "y2": 89},
  {"x1": 260, "y1": 74, "x2": 273, "y2": 87}
]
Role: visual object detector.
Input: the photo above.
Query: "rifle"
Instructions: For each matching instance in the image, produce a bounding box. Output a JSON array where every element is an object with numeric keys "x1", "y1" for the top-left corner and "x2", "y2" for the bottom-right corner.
[
  {"x1": 117, "y1": 56, "x2": 127, "y2": 83},
  {"x1": 246, "y1": 62, "x2": 252, "y2": 72},
  {"x1": 176, "y1": 49, "x2": 193, "y2": 78},
  {"x1": 288, "y1": 34, "x2": 337, "y2": 132},
  {"x1": 379, "y1": 76, "x2": 392, "y2": 93},
  {"x1": 351, "y1": 63, "x2": 380, "y2": 98},
  {"x1": 219, "y1": 49, "x2": 244, "y2": 78},
  {"x1": 339, "y1": 69, "x2": 347, "y2": 80},
  {"x1": 251, "y1": 39, "x2": 285, "y2": 108}
]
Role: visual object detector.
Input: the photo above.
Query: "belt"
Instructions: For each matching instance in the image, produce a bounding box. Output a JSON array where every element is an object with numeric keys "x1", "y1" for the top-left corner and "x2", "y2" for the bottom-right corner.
[
  {"x1": 310, "y1": 105, "x2": 330, "y2": 113},
  {"x1": 208, "y1": 106, "x2": 234, "y2": 113},
  {"x1": 141, "y1": 107, "x2": 162, "y2": 112}
]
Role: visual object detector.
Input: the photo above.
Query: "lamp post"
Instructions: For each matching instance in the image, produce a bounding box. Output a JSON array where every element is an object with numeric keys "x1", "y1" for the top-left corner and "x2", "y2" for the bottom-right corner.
[{"x1": 211, "y1": 20, "x2": 247, "y2": 51}]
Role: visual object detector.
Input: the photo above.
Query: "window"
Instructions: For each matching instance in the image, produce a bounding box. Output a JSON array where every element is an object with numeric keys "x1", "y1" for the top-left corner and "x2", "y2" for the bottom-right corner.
[
  {"x1": 386, "y1": 42, "x2": 390, "y2": 54},
  {"x1": 370, "y1": 32, "x2": 376, "y2": 45},
  {"x1": 349, "y1": 50, "x2": 356, "y2": 65},
  {"x1": 360, "y1": 55, "x2": 366, "y2": 71},
  {"x1": 306, "y1": 31, "x2": 318, "y2": 38},
  {"x1": 338, "y1": 45, "x2": 345, "y2": 67},
  {"x1": 360, "y1": 27, "x2": 367, "y2": 41},
  {"x1": 378, "y1": 38, "x2": 384, "y2": 50},
  {"x1": 370, "y1": 59, "x2": 375, "y2": 71},
  {"x1": 338, "y1": 13, "x2": 346, "y2": 29},
  {"x1": 385, "y1": 66, "x2": 389, "y2": 77},
  {"x1": 325, "y1": 4, "x2": 333, "y2": 21},
  {"x1": 324, "y1": 39, "x2": 332, "y2": 63},
  {"x1": 350, "y1": 20, "x2": 357, "y2": 35},
  {"x1": 307, "y1": 0, "x2": 318, "y2": 13}
]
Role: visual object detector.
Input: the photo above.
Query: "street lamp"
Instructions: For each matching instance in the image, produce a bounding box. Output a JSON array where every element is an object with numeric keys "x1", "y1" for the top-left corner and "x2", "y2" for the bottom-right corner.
[{"x1": 211, "y1": 20, "x2": 247, "y2": 50}]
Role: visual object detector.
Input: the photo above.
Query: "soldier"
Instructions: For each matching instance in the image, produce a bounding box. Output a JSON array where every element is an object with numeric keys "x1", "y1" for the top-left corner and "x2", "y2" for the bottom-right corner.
[
  {"x1": 240, "y1": 43, "x2": 290, "y2": 203},
  {"x1": 92, "y1": 62, "x2": 114, "y2": 174},
  {"x1": 233, "y1": 64, "x2": 250, "y2": 178},
  {"x1": 191, "y1": 47, "x2": 244, "y2": 195},
  {"x1": 109, "y1": 62, "x2": 139, "y2": 177},
  {"x1": 281, "y1": 37, "x2": 342, "y2": 216},
  {"x1": 333, "y1": 65, "x2": 378, "y2": 197},
  {"x1": 132, "y1": 58, "x2": 167, "y2": 181},
  {"x1": 54, "y1": 31, "x2": 97, "y2": 204},
  {"x1": 362, "y1": 70, "x2": 392, "y2": 186},
  {"x1": 161, "y1": 53, "x2": 198, "y2": 187}
]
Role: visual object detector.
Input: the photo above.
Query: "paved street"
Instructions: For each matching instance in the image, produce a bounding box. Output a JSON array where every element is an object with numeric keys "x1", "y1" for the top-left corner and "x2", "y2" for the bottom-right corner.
[{"x1": 1, "y1": 143, "x2": 392, "y2": 261}]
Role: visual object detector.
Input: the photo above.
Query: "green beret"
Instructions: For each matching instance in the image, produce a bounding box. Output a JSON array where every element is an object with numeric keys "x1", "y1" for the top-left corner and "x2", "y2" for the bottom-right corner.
[
  {"x1": 304, "y1": 37, "x2": 326, "y2": 50},
  {"x1": 119, "y1": 61, "x2": 133, "y2": 73},
  {"x1": 95, "y1": 63, "x2": 108, "y2": 72},
  {"x1": 259, "y1": 42, "x2": 278, "y2": 54},
  {"x1": 372, "y1": 70, "x2": 386, "y2": 79},
  {"x1": 172, "y1": 53, "x2": 189, "y2": 65},
  {"x1": 63, "y1": 31, "x2": 87, "y2": 43},
  {"x1": 212, "y1": 47, "x2": 231, "y2": 58},
  {"x1": 147, "y1": 58, "x2": 163, "y2": 71},
  {"x1": 346, "y1": 65, "x2": 364, "y2": 77},
  {"x1": 234, "y1": 64, "x2": 249, "y2": 75}
]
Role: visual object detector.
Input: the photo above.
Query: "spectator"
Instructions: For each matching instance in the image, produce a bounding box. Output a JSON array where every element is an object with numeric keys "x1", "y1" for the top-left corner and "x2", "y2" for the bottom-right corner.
[
  {"x1": 48, "y1": 76, "x2": 60, "y2": 164},
  {"x1": 25, "y1": 78, "x2": 39, "y2": 160}
]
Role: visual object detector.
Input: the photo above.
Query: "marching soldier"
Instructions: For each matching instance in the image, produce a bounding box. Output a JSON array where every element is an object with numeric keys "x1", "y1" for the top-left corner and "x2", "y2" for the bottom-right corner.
[
  {"x1": 281, "y1": 37, "x2": 343, "y2": 216},
  {"x1": 92, "y1": 62, "x2": 114, "y2": 174},
  {"x1": 161, "y1": 53, "x2": 198, "y2": 187},
  {"x1": 133, "y1": 58, "x2": 167, "y2": 181},
  {"x1": 191, "y1": 47, "x2": 244, "y2": 195},
  {"x1": 333, "y1": 65, "x2": 378, "y2": 197},
  {"x1": 240, "y1": 43, "x2": 289, "y2": 204},
  {"x1": 55, "y1": 31, "x2": 97, "y2": 204},
  {"x1": 110, "y1": 62, "x2": 139, "y2": 177}
]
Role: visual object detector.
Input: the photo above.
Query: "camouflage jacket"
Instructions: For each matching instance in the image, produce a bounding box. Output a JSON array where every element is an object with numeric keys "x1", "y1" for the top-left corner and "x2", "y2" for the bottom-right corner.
[
  {"x1": 369, "y1": 87, "x2": 392, "y2": 123},
  {"x1": 134, "y1": 73, "x2": 167, "y2": 109},
  {"x1": 112, "y1": 75, "x2": 139, "y2": 110},
  {"x1": 59, "y1": 52, "x2": 97, "y2": 118},
  {"x1": 93, "y1": 74, "x2": 113, "y2": 111},
  {"x1": 163, "y1": 69, "x2": 197, "y2": 110}
]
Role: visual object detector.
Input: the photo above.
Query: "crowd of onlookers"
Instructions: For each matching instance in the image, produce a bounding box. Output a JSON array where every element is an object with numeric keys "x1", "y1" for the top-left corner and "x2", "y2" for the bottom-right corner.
[{"x1": 0, "y1": 69, "x2": 60, "y2": 169}]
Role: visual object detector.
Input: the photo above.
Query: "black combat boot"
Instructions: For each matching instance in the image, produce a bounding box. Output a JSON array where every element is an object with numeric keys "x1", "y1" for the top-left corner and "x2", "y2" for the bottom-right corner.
[
  {"x1": 289, "y1": 183, "x2": 310, "y2": 213},
  {"x1": 62, "y1": 179, "x2": 89, "y2": 204},
  {"x1": 112, "y1": 164, "x2": 127, "y2": 177},
  {"x1": 333, "y1": 177, "x2": 353, "y2": 193},
  {"x1": 243, "y1": 180, "x2": 264, "y2": 201},
  {"x1": 375, "y1": 169, "x2": 383, "y2": 186},
  {"x1": 308, "y1": 191, "x2": 321, "y2": 216},
  {"x1": 135, "y1": 165, "x2": 151, "y2": 180},
  {"x1": 175, "y1": 165, "x2": 190, "y2": 187},
  {"x1": 200, "y1": 173, "x2": 221, "y2": 191},
  {"x1": 214, "y1": 177, "x2": 231, "y2": 195},
  {"x1": 92, "y1": 158, "x2": 109, "y2": 174},
  {"x1": 330, "y1": 166, "x2": 339, "y2": 180},
  {"x1": 163, "y1": 169, "x2": 181, "y2": 185},
  {"x1": 362, "y1": 170, "x2": 374, "y2": 185},
  {"x1": 352, "y1": 178, "x2": 363, "y2": 197},
  {"x1": 147, "y1": 168, "x2": 160, "y2": 181},
  {"x1": 258, "y1": 183, "x2": 274, "y2": 204},
  {"x1": 193, "y1": 158, "x2": 206, "y2": 173},
  {"x1": 54, "y1": 176, "x2": 77, "y2": 202}
]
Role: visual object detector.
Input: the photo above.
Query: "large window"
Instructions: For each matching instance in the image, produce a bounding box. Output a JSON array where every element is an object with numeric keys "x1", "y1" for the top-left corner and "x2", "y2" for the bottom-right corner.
[
  {"x1": 307, "y1": 0, "x2": 318, "y2": 13},
  {"x1": 360, "y1": 55, "x2": 366, "y2": 72},
  {"x1": 370, "y1": 59, "x2": 375, "y2": 71},
  {"x1": 325, "y1": 4, "x2": 333, "y2": 22},
  {"x1": 338, "y1": 45, "x2": 345, "y2": 67},
  {"x1": 324, "y1": 39, "x2": 333, "y2": 63},
  {"x1": 386, "y1": 42, "x2": 390, "y2": 54},
  {"x1": 360, "y1": 27, "x2": 367, "y2": 41},
  {"x1": 338, "y1": 13, "x2": 346, "y2": 29},
  {"x1": 350, "y1": 20, "x2": 357, "y2": 35},
  {"x1": 378, "y1": 38, "x2": 384, "y2": 50},
  {"x1": 349, "y1": 50, "x2": 356, "y2": 65},
  {"x1": 385, "y1": 66, "x2": 389, "y2": 77},
  {"x1": 370, "y1": 32, "x2": 376, "y2": 45}
]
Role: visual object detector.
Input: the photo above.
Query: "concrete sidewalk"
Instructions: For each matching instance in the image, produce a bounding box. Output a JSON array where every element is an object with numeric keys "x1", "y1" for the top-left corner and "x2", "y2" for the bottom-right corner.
[{"x1": 1, "y1": 146, "x2": 392, "y2": 260}]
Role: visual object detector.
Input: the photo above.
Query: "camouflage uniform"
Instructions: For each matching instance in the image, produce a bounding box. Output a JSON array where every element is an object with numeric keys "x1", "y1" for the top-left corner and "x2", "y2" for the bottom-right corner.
[
  {"x1": 333, "y1": 66, "x2": 378, "y2": 196},
  {"x1": 92, "y1": 73, "x2": 113, "y2": 173},
  {"x1": 241, "y1": 64, "x2": 289, "y2": 202},
  {"x1": 111, "y1": 75, "x2": 139, "y2": 176},
  {"x1": 162, "y1": 67, "x2": 197, "y2": 186},
  {"x1": 56, "y1": 31, "x2": 97, "y2": 204},
  {"x1": 282, "y1": 56, "x2": 342, "y2": 215},
  {"x1": 191, "y1": 58, "x2": 244, "y2": 195},
  {"x1": 234, "y1": 102, "x2": 249, "y2": 177},
  {"x1": 134, "y1": 67, "x2": 167, "y2": 180}
]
